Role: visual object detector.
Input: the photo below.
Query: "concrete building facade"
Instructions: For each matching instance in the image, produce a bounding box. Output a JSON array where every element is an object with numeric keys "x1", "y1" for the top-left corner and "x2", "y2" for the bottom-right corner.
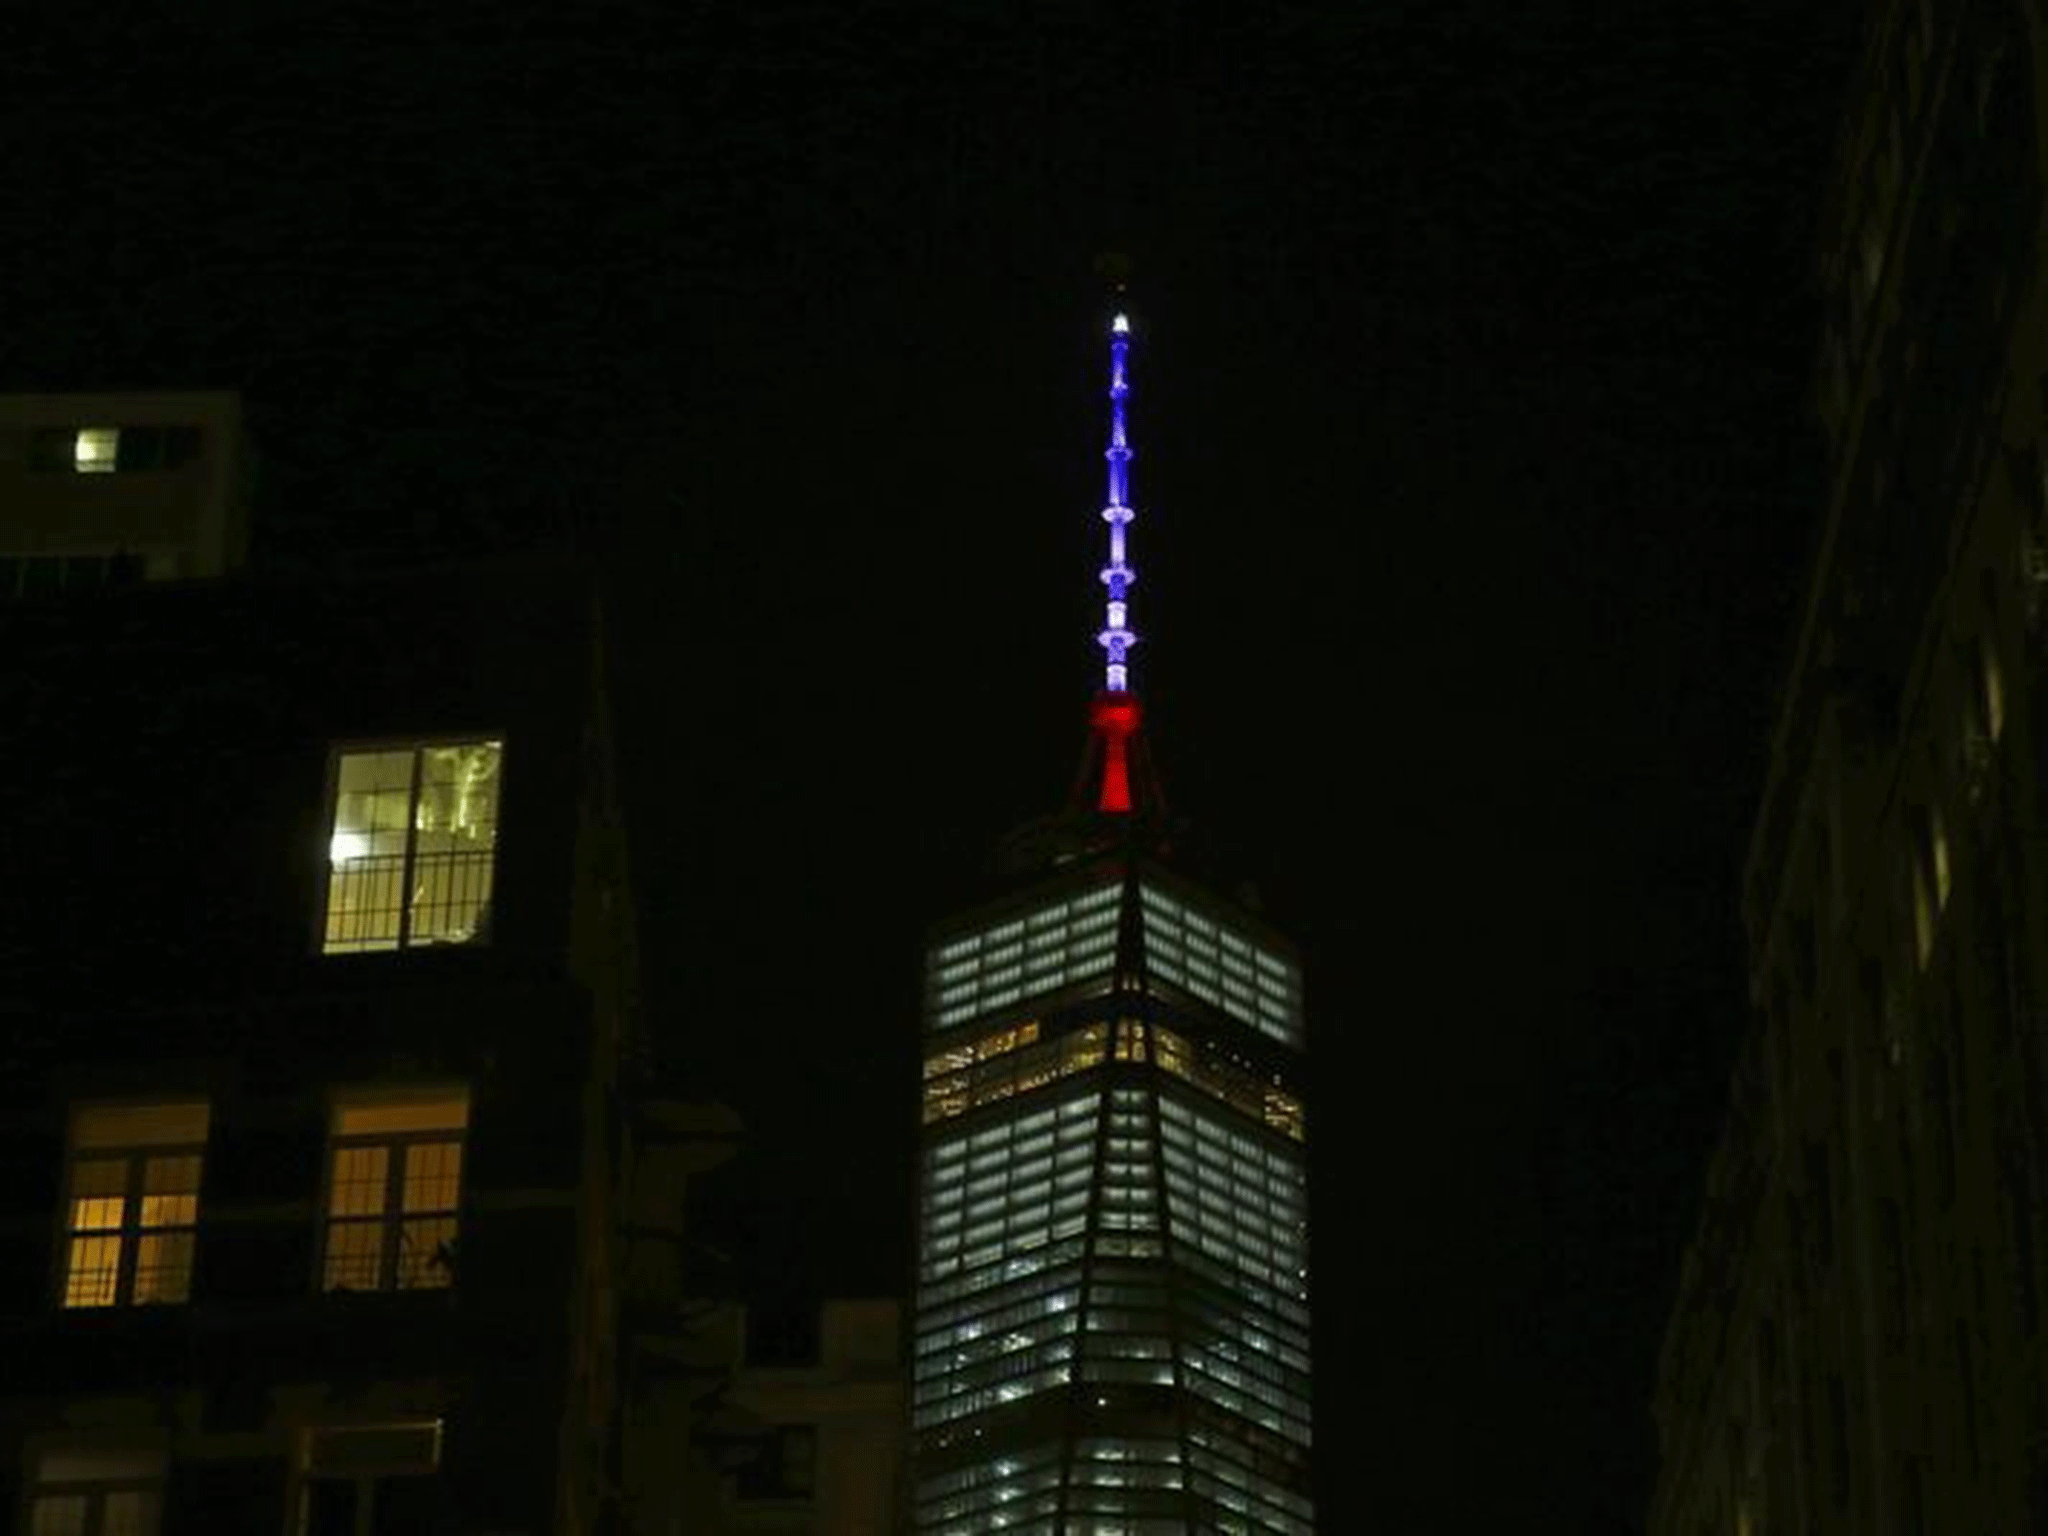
[
  {"x1": 0, "y1": 550, "x2": 726, "y2": 1536},
  {"x1": 0, "y1": 393, "x2": 249, "y2": 595},
  {"x1": 1650, "y1": 3, "x2": 2048, "y2": 1531}
]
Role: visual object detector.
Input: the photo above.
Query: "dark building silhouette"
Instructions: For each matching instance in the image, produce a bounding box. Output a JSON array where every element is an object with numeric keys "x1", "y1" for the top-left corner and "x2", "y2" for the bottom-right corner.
[
  {"x1": 1650, "y1": 6, "x2": 2048, "y2": 1531},
  {"x1": 0, "y1": 524, "x2": 736, "y2": 1532},
  {"x1": 909, "y1": 314, "x2": 1314, "y2": 1533}
]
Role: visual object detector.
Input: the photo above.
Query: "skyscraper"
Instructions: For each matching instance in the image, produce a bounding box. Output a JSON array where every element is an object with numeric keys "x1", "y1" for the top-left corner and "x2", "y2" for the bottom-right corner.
[{"x1": 911, "y1": 312, "x2": 1316, "y2": 1534}]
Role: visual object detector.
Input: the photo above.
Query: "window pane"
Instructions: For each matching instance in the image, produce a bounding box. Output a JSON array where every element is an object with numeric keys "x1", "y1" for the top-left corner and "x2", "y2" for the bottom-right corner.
[
  {"x1": 64, "y1": 1234, "x2": 123, "y2": 1307},
  {"x1": 141, "y1": 1153, "x2": 201, "y2": 1217},
  {"x1": 326, "y1": 749, "x2": 415, "y2": 953},
  {"x1": 99, "y1": 1490, "x2": 158, "y2": 1536},
  {"x1": 323, "y1": 1220, "x2": 385, "y2": 1291},
  {"x1": 329, "y1": 1146, "x2": 390, "y2": 1217},
  {"x1": 409, "y1": 742, "x2": 500, "y2": 946},
  {"x1": 401, "y1": 1141, "x2": 462, "y2": 1213},
  {"x1": 132, "y1": 1232, "x2": 195, "y2": 1304},
  {"x1": 75, "y1": 1103, "x2": 209, "y2": 1150},
  {"x1": 73, "y1": 427, "x2": 119, "y2": 473},
  {"x1": 396, "y1": 1217, "x2": 456, "y2": 1289},
  {"x1": 27, "y1": 1495, "x2": 87, "y2": 1536},
  {"x1": 334, "y1": 1092, "x2": 468, "y2": 1137},
  {"x1": 303, "y1": 1479, "x2": 358, "y2": 1536}
]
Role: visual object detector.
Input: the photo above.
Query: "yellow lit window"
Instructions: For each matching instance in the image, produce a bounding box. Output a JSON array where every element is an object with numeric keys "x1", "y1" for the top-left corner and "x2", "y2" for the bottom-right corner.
[
  {"x1": 60, "y1": 1104, "x2": 208, "y2": 1309},
  {"x1": 72, "y1": 427, "x2": 119, "y2": 474},
  {"x1": 323, "y1": 1089, "x2": 469, "y2": 1292},
  {"x1": 27, "y1": 1446, "x2": 165, "y2": 1536},
  {"x1": 324, "y1": 740, "x2": 502, "y2": 954}
]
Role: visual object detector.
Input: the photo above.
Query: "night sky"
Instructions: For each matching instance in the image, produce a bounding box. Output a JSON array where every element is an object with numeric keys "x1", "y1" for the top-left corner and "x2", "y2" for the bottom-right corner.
[{"x1": 8, "y1": 4, "x2": 1859, "y2": 1528}]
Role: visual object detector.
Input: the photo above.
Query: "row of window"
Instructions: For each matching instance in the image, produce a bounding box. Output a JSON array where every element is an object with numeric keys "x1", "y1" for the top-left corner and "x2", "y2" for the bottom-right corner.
[
  {"x1": 921, "y1": 1017, "x2": 1307, "y2": 1141},
  {"x1": 0, "y1": 553, "x2": 149, "y2": 602},
  {"x1": 917, "y1": 1435, "x2": 1309, "y2": 1535},
  {"x1": 18, "y1": 424, "x2": 206, "y2": 474},
  {"x1": 925, "y1": 881, "x2": 1304, "y2": 1047},
  {"x1": 55, "y1": 1090, "x2": 469, "y2": 1310},
  {"x1": 1138, "y1": 887, "x2": 1301, "y2": 1047},
  {"x1": 927, "y1": 884, "x2": 1122, "y2": 1029},
  {"x1": 22, "y1": 1422, "x2": 440, "y2": 1536}
]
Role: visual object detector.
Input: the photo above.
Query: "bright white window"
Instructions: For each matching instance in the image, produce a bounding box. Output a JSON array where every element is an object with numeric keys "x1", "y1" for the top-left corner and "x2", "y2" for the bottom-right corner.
[
  {"x1": 72, "y1": 428, "x2": 119, "y2": 474},
  {"x1": 322, "y1": 1089, "x2": 469, "y2": 1293},
  {"x1": 323, "y1": 740, "x2": 502, "y2": 954},
  {"x1": 60, "y1": 1103, "x2": 208, "y2": 1309}
]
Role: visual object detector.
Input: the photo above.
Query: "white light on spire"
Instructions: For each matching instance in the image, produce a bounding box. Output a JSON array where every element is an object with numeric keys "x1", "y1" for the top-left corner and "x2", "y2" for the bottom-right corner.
[{"x1": 1111, "y1": 313, "x2": 1130, "y2": 334}]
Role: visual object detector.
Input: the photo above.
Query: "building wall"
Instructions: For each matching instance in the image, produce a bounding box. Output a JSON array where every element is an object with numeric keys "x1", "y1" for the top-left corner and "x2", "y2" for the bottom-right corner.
[
  {"x1": 0, "y1": 393, "x2": 248, "y2": 589},
  {"x1": 1650, "y1": 3, "x2": 2048, "y2": 1530},
  {"x1": 655, "y1": 1298, "x2": 907, "y2": 1536},
  {"x1": 0, "y1": 564, "x2": 643, "y2": 1535}
]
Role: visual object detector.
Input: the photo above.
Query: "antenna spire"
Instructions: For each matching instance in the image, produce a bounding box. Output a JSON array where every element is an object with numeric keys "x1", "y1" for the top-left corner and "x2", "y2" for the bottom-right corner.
[{"x1": 1097, "y1": 311, "x2": 1137, "y2": 694}]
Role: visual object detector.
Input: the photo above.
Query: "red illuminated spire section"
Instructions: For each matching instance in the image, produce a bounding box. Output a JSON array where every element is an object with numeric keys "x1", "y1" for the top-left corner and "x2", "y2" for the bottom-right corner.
[{"x1": 1091, "y1": 691, "x2": 1140, "y2": 814}]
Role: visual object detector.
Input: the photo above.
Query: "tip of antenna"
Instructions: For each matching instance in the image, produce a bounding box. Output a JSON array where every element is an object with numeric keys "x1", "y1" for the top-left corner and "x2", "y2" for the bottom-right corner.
[{"x1": 1111, "y1": 313, "x2": 1130, "y2": 335}]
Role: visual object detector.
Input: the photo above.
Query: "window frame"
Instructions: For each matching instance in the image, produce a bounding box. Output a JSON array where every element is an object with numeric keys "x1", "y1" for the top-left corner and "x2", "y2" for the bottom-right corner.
[
  {"x1": 55, "y1": 1101, "x2": 210, "y2": 1311},
  {"x1": 318, "y1": 735, "x2": 506, "y2": 956},
  {"x1": 318, "y1": 1086, "x2": 471, "y2": 1296},
  {"x1": 20, "y1": 1441, "x2": 168, "y2": 1536},
  {"x1": 295, "y1": 1422, "x2": 443, "y2": 1536}
]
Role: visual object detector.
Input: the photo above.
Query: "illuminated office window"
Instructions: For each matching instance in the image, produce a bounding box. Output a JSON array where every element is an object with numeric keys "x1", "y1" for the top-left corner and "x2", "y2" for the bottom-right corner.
[
  {"x1": 1139, "y1": 885, "x2": 1302, "y2": 1045},
  {"x1": 322, "y1": 1089, "x2": 469, "y2": 1293},
  {"x1": 300, "y1": 1422, "x2": 442, "y2": 1536},
  {"x1": 324, "y1": 740, "x2": 501, "y2": 954},
  {"x1": 72, "y1": 427, "x2": 120, "y2": 473},
  {"x1": 60, "y1": 1102, "x2": 208, "y2": 1309},
  {"x1": 927, "y1": 882, "x2": 1121, "y2": 1029},
  {"x1": 25, "y1": 1446, "x2": 165, "y2": 1536}
]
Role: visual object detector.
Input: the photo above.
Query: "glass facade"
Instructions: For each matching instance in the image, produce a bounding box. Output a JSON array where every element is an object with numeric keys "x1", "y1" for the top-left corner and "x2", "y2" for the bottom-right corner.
[{"x1": 915, "y1": 862, "x2": 1314, "y2": 1533}]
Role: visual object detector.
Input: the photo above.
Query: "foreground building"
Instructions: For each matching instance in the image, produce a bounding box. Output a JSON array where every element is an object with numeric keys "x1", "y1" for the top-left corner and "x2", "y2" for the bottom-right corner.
[
  {"x1": 1650, "y1": 5, "x2": 2048, "y2": 1531},
  {"x1": 660, "y1": 1298, "x2": 904, "y2": 1535},
  {"x1": 0, "y1": 393, "x2": 250, "y2": 596},
  {"x1": 0, "y1": 544, "x2": 735, "y2": 1534},
  {"x1": 911, "y1": 314, "x2": 1315, "y2": 1534}
]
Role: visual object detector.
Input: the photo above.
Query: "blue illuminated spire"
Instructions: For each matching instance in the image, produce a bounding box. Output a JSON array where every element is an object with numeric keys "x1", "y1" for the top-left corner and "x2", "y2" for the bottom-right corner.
[{"x1": 1098, "y1": 312, "x2": 1136, "y2": 693}]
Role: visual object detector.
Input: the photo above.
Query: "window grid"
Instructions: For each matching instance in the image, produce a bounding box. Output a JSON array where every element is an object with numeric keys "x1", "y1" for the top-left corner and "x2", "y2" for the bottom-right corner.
[
  {"x1": 27, "y1": 1450, "x2": 165, "y2": 1536},
  {"x1": 1139, "y1": 885, "x2": 1301, "y2": 1045},
  {"x1": 927, "y1": 883, "x2": 1121, "y2": 1029},
  {"x1": 324, "y1": 740, "x2": 501, "y2": 954},
  {"x1": 922, "y1": 1022, "x2": 1110, "y2": 1124},
  {"x1": 1152, "y1": 1023, "x2": 1305, "y2": 1142},
  {"x1": 323, "y1": 1099, "x2": 468, "y2": 1294},
  {"x1": 61, "y1": 1108, "x2": 207, "y2": 1310}
]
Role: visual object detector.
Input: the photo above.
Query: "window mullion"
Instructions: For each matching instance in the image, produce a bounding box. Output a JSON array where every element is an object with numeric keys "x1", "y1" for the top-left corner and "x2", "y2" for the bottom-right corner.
[
  {"x1": 382, "y1": 1139, "x2": 407, "y2": 1290},
  {"x1": 397, "y1": 748, "x2": 423, "y2": 948},
  {"x1": 115, "y1": 1153, "x2": 145, "y2": 1305}
]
